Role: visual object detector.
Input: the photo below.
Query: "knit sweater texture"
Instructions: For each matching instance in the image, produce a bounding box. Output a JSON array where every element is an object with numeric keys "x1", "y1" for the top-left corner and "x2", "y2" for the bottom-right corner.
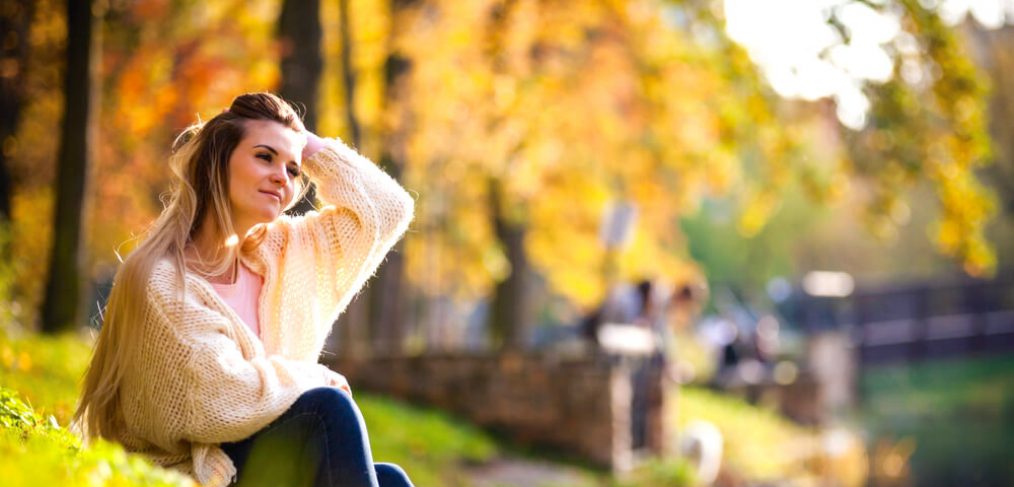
[{"x1": 110, "y1": 138, "x2": 413, "y2": 486}]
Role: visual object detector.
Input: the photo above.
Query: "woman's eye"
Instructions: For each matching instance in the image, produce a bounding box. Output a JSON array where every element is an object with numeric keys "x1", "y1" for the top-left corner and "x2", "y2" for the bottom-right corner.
[
  {"x1": 257, "y1": 153, "x2": 272, "y2": 162},
  {"x1": 287, "y1": 167, "x2": 301, "y2": 178}
]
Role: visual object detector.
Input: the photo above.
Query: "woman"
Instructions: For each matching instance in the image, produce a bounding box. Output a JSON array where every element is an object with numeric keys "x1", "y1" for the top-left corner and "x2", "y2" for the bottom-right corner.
[{"x1": 71, "y1": 93, "x2": 415, "y2": 487}]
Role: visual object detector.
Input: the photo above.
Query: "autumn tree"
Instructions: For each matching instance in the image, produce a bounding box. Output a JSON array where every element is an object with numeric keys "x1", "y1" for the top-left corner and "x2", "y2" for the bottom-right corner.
[
  {"x1": 368, "y1": 0, "x2": 418, "y2": 355},
  {"x1": 330, "y1": 0, "x2": 370, "y2": 357},
  {"x1": 278, "y1": 0, "x2": 323, "y2": 131},
  {"x1": 387, "y1": 0, "x2": 1006, "y2": 352},
  {"x1": 482, "y1": 0, "x2": 531, "y2": 351},
  {"x1": 394, "y1": 0, "x2": 796, "y2": 349},
  {"x1": 41, "y1": 0, "x2": 101, "y2": 333},
  {"x1": 0, "y1": 0, "x2": 35, "y2": 232},
  {"x1": 338, "y1": 0, "x2": 363, "y2": 148},
  {"x1": 837, "y1": 0, "x2": 997, "y2": 275},
  {"x1": 278, "y1": 0, "x2": 323, "y2": 216},
  {"x1": 5, "y1": 0, "x2": 1003, "y2": 347}
]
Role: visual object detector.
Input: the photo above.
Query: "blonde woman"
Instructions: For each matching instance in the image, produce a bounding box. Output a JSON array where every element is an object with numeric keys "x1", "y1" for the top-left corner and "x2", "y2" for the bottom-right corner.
[{"x1": 72, "y1": 93, "x2": 415, "y2": 487}]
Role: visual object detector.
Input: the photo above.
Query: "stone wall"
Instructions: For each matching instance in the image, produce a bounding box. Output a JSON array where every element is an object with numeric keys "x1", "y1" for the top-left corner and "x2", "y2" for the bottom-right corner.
[{"x1": 324, "y1": 353, "x2": 668, "y2": 472}]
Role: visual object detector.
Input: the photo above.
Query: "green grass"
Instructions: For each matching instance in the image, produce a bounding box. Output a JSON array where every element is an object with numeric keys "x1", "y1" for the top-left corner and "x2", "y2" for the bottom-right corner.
[
  {"x1": 673, "y1": 386, "x2": 868, "y2": 487},
  {"x1": 0, "y1": 327, "x2": 197, "y2": 486},
  {"x1": 0, "y1": 328, "x2": 93, "y2": 426},
  {"x1": 359, "y1": 393, "x2": 499, "y2": 485},
  {"x1": 674, "y1": 386, "x2": 814, "y2": 481},
  {"x1": 0, "y1": 387, "x2": 196, "y2": 486},
  {"x1": 861, "y1": 355, "x2": 1014, "y2": 486}
]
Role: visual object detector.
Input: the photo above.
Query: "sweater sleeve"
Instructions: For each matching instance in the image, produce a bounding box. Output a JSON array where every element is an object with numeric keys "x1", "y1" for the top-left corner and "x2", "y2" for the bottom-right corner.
[
  {"x1": 143, "y1": 284, "x2": 335, "y2": 445},
  {"x1": 260, "y1": 138, "x2": 414, "y2": 336},
  {"x1": 306, "y1": 138, "x2": 414, "y2": 257},
  {"x1": 182, "y1": 340, "x2": 334, "y2": 444}
]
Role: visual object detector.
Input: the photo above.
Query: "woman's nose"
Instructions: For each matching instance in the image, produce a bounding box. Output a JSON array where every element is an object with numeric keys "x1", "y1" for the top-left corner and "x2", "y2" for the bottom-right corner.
[{"x1": 269, "y1": 167, "x2": 288, "y2": 186}]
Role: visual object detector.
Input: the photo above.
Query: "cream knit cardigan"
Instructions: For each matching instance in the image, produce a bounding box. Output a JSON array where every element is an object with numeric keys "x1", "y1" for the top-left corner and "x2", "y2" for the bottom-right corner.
[{"x1": 109, "y1": 139, "x2": 413, "y2": 486}]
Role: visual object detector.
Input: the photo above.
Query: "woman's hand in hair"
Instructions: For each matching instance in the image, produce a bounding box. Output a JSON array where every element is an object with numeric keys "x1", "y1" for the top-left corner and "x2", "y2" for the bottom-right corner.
[{"x1": 302, "y1": 131, "x2": 327, "y2": 161}]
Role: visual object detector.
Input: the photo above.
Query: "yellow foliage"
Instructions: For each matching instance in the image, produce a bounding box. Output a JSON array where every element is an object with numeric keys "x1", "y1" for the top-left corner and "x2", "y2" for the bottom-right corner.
[
  {"x1": 8, "y1": 189, "x2": 54, "y2": 325},
  {"x1": 9, "y1": 0, "x2": 997, "y2": 331},
  {"x1": 737, "y1": 189, "x2": 780, "y2": 237},
  {"x1": 386, "y1": 0, "x2": 812, "y2": 302}
]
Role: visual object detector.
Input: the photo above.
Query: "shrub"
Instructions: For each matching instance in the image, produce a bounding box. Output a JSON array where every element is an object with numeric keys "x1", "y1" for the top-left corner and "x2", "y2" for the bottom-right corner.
[
  {"x1": 0, "y1": 387, "x2": 195, "y2": 486},
  {"x1": 0, "y1": 326, "x2": 94, "y2": 426}
]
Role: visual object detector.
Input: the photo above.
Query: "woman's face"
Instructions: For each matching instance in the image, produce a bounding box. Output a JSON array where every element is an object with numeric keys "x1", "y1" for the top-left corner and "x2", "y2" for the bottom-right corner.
[{"x1": 227, "y1": 120, "x2": 306, "y2": 233}]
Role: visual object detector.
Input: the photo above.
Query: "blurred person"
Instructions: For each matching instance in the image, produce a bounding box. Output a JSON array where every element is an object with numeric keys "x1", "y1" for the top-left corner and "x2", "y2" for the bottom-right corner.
[
  {"x1": 586, "y1": 278, "x2": 673, "y2": 449},
  {"x1": 751, "y1": 314, "x2": 780, "y2": 365},
  {"x1": 657, "y1": 279, "x2": 708, "y2": 383},
  {"x1": 71, "y1": 93, "x2": 415, "y2": 487},
  {"x1": 710, "y1": 318, "x2": 744, "y2": 388},
  {"x1": 580, "y1": 280, "x2": 643, "y2": 345},
  {"x1": 581, "y1": 278, "x2": 666, "y2": 347},
  {"x1": 666, "y1": 280, "x2": 708, "y2": 333}
]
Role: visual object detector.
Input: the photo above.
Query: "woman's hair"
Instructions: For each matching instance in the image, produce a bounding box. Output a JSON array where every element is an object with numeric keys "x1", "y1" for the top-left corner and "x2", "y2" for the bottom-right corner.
[{"x1": 72, "y1": 92, "x2": 307, "y2": 442}]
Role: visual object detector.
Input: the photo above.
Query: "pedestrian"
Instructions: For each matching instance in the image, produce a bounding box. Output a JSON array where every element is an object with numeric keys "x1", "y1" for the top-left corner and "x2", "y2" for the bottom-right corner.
[{"x1": 71, "y1": 92, "x2": 415, "y2": 487}]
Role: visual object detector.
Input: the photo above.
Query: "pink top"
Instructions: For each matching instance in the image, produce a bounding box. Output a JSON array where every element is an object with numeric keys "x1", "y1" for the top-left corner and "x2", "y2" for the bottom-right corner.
[{"x1": 209, "y1": 263, "x2": 263, "y2": 338}]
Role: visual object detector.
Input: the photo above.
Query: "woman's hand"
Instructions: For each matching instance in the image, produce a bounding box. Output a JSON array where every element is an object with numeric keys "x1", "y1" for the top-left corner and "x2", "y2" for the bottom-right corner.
[
  {"x1": 302, "y1": 131, "x2": 327, "y2": 161},
  {"x1": 324, "y1": 370, "x2": 353, "y2": 396}
]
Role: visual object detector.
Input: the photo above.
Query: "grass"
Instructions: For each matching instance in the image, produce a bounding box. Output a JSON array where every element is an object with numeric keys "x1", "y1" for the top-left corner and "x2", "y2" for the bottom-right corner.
[
  {"x1": 675, "y1": 386, "x2": 813, "y2": 481},
  {"x1": 0, "y1": 328, "x2": 93, "y2": 426},
  {"x1": 0, "y1": 387, "x2": 197, "y2": 486},
  {"x1": 860, "y1": 354, "x2": 1014, "y2": 486},
  {"x1": 674, "y1": 386, "x2": 867, "y2": 487},
  {"x1": 358, "y1": 393, "x2": 499, "y2": 485}
]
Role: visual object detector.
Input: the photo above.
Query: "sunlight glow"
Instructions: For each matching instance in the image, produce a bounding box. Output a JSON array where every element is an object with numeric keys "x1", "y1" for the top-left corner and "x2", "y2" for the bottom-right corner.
[{"x1": 723, "y1": 0, "x2": 1014, "y2": 129}]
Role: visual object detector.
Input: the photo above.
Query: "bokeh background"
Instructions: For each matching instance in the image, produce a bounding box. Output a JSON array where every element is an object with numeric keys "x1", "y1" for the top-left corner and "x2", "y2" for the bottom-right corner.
[{"x1": 1, "y1": 0, "x2": 1013, "y2": 486}]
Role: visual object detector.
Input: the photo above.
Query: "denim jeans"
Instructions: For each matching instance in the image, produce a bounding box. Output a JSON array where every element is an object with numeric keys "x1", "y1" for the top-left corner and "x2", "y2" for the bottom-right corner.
[{"x1": 220, "y1": 387, "x2": 413, "y2": 487}]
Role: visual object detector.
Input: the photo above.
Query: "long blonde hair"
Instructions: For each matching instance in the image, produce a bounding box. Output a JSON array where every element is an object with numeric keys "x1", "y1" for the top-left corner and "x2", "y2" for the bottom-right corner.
[{"x1": 72, "y1": 93, "x2": 307, "y2": 442}]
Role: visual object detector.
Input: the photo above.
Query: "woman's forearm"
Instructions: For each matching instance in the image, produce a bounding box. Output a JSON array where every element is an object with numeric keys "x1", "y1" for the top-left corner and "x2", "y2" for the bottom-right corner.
[{"x1": 303, "y1": 137, "x2": 414, "y2": 241}]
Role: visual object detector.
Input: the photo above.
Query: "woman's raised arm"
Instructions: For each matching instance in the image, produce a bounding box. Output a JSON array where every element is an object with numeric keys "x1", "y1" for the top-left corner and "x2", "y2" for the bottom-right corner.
[{"x1": 255, "y1": 134, "x2": 414, "y2": 352}]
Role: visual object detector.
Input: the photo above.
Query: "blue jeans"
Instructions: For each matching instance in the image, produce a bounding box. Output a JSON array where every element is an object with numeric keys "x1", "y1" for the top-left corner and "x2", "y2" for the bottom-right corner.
[{"x1": 221, "y1": 387, "x2": 413, "y2": 487}]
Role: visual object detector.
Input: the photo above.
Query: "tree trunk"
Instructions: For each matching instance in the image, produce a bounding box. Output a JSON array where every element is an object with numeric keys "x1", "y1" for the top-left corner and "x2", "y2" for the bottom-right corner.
[
  {"x1": 488, "y1": 179, "x2": 531, "y2": 350},
  {"x1": 332, "y1": 0, "x2": 370, "y2": 358},
  {"x1": 369, "y1": 152, "x2": 406, "y2": 355},
  {"x1": 339, "y1": 0, "x2": 362, "y2": 148},
  {"x1": 277, "y1": 0, "x2": 323, "y2": 216},
  {"x1": 368, "y1": 0, "x2": 415, "y2": 356},
  {"x1": 0, "y1": 0, "x2": 35, "y2": 235},
  {"x1": 41, "y1": 0, "x2": 98, "y2": 333},
  {"x1": 483, "y1": 0, "x2": 531, "y2": 351}
]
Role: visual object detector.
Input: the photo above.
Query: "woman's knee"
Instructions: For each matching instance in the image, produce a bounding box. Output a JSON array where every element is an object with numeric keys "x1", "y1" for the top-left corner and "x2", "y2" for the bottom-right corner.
[
  {"x1": 295, "y1": 386, "x2": 360, "y2": 422},
  {"x1": 375, "y1": 463, "x2": 413, "y2": 487}
]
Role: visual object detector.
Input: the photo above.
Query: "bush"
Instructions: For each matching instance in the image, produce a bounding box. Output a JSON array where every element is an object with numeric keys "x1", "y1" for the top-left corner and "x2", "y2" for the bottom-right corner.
[
  {"x1": 0, "y1": 326, "x2": 94, "y2": 426},
  {"x1": 0, "y1": 387, "x2": 196, "y2": 486}
]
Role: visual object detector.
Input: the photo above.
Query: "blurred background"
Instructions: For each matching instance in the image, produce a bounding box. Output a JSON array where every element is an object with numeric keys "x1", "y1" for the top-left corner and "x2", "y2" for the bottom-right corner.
[{"x1": 1, "y1": 0, "x2": 1013, "y2": 486}]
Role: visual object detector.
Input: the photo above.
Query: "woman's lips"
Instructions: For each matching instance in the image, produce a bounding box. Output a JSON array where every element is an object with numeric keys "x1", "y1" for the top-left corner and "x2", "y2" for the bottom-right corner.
[{"x1": 260, "y1": 190, "x2": 281, "y2": 203}]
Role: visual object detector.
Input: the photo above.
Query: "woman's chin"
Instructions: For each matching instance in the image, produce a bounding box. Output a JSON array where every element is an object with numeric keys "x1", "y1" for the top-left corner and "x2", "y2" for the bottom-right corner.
[{"x1": 245, "y1": 211, "x2": 278, "y2": 227}]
